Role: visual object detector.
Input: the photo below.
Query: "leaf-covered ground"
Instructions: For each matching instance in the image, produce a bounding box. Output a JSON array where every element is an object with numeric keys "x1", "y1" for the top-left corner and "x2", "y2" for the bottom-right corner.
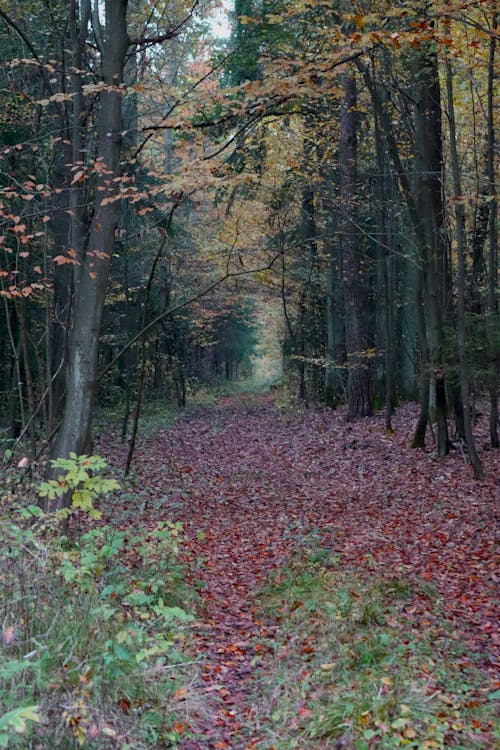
[{"x1": 99, "y1": 394, "x2": 499, "y2": 749}]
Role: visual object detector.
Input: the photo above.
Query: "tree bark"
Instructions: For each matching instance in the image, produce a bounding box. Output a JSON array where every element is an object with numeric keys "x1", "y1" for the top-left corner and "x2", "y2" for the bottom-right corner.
[
  {"x1": 340, "y1": 71, "x2": 371, "y2": 419},
  {"x1": 413, "y1": 41, "x2": 450, "y2": 456},
  {"x1": 486, "y1": 12, "x2": 499, "y2": 448},
  {"x1": 50, "y1": 1, "x2": 130, "y2": 489},
  {"x1": 445, "y1": 58, "x2": 484, "y2": 478}
]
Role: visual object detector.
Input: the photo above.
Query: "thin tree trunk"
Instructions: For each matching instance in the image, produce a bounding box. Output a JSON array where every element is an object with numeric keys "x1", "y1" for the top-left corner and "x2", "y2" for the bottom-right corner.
[
  {"x1": 412, "y1": 273, "x2": 430, "y2": 448},
  {"x1": 374, "y1": 105, "x2": 394, "y2": 432},
  {"x1": 445, "y1": 58, "x2": 484, "y2": 478},
  {"x1": 325, "y1": 257, "x2": 337, "y2": 405},
  {"x1": 340, "y1": 71, "x2": 371, "y2": 419},
  {"x1": 2, "y1": 293, "x2": 25, "y2": 436},
  {"x1": 486, "y1": 12, "x2": 499, "y2": 448},
  {"x1": 17, "y1": 300, "x2": 36, "y2": 457},
  {"x1": 125, "y1": 235, "x2": 168, "y2": 476}
]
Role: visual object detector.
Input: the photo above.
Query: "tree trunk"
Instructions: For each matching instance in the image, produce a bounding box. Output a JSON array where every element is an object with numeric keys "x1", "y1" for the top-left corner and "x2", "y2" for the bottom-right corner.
[
  {"x1": 486, "y1": 12, "x2": 499, "y2": 448},
  {"x1": 51, "y1": 1, "x2": 129, "y2": 488},
  {"x1": 412, "y1": 40, "x2": 450, "y2": 456},
  {"x1": 358, "y1": 53, "x2": 450, "y2": 449},
  {"x1": 374, "y1": 105, "x2": 394, "y2": 432},
  {"x1": 445, "y1": 58, "x2": 484, "y2": 478},
  {"x1": 412, "y1": 272, "x2": 430, "y2": 448},
  {"x1": 340, "y1": 71, "x2": 371, "y2": 419}
]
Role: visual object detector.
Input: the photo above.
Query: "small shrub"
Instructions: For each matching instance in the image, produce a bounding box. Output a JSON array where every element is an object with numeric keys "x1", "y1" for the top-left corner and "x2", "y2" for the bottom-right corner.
[
  {"x1": 0, "y1": 503, "x2": 199, "y2": 748},
  {"x1": 38, "y1": 453, "x2": 120, "y2": 518}
]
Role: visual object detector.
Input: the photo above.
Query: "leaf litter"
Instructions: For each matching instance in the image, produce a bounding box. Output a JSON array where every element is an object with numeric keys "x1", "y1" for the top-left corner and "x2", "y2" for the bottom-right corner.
[{"x1": 98, "y1": 394, "x2": 499, "y2": 748}]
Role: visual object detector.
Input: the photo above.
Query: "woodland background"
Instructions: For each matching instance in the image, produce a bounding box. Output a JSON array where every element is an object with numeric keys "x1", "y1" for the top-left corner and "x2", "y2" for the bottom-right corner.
[
  {"x1": 0, "y1": 0, "x2": 497, "y2": 481},
  {"x1": 0, "y1": 3, "x2": 498, "y2": 747}
]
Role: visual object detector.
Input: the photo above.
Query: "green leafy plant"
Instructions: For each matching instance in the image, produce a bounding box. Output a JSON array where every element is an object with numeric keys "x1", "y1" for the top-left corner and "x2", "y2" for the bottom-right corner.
[
  {"x1": 38, "y1": 454, "x2": 120, "y2": 518},
  {"x1": 0, "y1": 508, "x2": 200, "y2": 748},
  {"x1": 0, "y1": 706, "x2": 40, "y2": 748}
]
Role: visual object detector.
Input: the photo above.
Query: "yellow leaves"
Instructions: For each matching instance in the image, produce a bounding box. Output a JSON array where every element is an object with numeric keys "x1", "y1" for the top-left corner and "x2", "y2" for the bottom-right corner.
[
  {"x1": 100, "y1": 195, "x2": 121, "y2": 207},
  {"x1": 37, "y1": 91, "x2": 76, "y2": 106},
  {"x1": 354, "y1": 14, "x2": 366, "y2": 30},
  {"x1": 2, "y1": 625, "x2": 15, "y2": 645},
  {"x1": 0, "y1": 706, "x2": 41, "y2": 736},
  {"x1": 82, "y1": 82, "x2": 111, "y2": 96},
  {"x1": 266, "y1": 14, "x2": 284, "y2": 25}
]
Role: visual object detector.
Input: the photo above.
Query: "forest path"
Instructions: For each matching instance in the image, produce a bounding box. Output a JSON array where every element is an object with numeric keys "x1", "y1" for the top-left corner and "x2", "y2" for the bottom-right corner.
[{"x1": 103, "y1": 393, "x2": 498, "y2": 749}]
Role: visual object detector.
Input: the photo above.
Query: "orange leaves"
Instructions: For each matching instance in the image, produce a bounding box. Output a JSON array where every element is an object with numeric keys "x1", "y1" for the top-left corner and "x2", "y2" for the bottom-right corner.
[
  {"x1": 118, "y1": 697, "x2": 131, "y2": 714},
  {"x1": 53, "y1": 254, "x2": 79, "y2": 266},
  {"x1": 71, "y1": 170, "x2": 86, "y2": 184},
  {"x1": 0, "y1": 283, "x2": 45, "y2": 299},
  {"x1": 2, "y1": 625, "x2": 15, "y2": 645},
  {"x1": 37, "y1": 91, "x2": 76, "y2": 106}
]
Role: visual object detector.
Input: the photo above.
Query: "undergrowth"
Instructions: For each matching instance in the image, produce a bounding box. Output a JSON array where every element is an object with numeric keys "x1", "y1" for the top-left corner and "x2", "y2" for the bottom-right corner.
[
  {"x1": 94, "y1": 378, "x2": 268, "y2": 441},
  {"x1": 0, "y1": 505, "x2": 202, "y2": 749},
  {"x1": 253, "y1": 539, "x2": 497, "y2": 749}
]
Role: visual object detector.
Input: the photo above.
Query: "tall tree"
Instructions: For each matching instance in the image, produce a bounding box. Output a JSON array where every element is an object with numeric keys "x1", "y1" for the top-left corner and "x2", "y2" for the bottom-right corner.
[
  {"x1": 445, "y1": 53, "x2": 484, "y2": 477},
  {"x1": 412, "y1": 35, "x2": 451, "y2": 456},
  {"x1": 51, "y1": 0, "x2": 130, "y2": 471},
  {"x1": 339, "y1": 70, "x2": 372, "y2": 419}
]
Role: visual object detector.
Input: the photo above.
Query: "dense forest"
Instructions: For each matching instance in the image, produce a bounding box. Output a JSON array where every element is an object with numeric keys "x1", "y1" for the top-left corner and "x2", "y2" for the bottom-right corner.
[
  {"x1": 0, "y1": 0, "x2": 497, "y2": 479},
  {"x1": 0, "y1": 1, "x2": 498, "y2": 748}
]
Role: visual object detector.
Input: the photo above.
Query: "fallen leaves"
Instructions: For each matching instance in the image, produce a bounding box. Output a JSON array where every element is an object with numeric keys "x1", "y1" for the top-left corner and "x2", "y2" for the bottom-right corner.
[{"x1": 96, "y1": 395, "x2": 498, "y2": 748}]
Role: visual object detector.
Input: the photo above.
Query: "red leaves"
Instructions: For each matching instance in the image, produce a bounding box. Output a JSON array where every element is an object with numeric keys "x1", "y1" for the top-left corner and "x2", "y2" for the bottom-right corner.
[
  {"x1": 96, "y1": 395, "x2": 499, "y2": 747},
  {"x1": 118, "y1": 697, "x2": 130, "y2": 714}
]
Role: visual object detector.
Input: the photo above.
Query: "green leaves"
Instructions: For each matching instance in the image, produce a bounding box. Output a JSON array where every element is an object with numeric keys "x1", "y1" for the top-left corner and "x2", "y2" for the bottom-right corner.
[
  {"x1": 0, "y1": 706, "x2": 40, "y2": 747},
  {"x1": 38, "y1": 453, "x2": 120, "y2": 518},
  {"x1": 0, "y1": 511, "x2": 196, "y2": 748}
]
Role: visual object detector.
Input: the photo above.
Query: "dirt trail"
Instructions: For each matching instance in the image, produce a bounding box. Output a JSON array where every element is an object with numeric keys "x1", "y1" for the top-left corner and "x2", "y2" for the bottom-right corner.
[{"x1": 107, "y1": 394, "x2": 499, "y2": 749}]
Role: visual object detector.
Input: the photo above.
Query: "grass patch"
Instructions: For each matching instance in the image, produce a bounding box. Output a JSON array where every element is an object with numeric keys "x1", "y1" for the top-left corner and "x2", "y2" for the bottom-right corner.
[
  {"x1": 0, "y1": 506, "x2": 203, "y2": 749},
  {"x1": 94, "y1": 378, "x2": 268, "y2": 440},
  {"x1": 253, "y1": 541, "x2": 497, "y2": 749}
]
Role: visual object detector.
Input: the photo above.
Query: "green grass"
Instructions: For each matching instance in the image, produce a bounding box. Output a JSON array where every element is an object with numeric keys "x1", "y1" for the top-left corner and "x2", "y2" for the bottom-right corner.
[
  {"x1": 252, "y1": 541, "x2": 497, "y2": 749},
  {"x1": 94, "y1": 377, "x2": 269, "y2": 439},
  {"x1": 0, "y1": 507, "x2": 202, "y2": 749}
]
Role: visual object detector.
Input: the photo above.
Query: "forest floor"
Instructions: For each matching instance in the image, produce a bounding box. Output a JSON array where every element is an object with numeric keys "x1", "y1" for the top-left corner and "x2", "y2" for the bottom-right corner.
[{"x1": 99, "y1": 392, "x2": 499, "y2": 749}]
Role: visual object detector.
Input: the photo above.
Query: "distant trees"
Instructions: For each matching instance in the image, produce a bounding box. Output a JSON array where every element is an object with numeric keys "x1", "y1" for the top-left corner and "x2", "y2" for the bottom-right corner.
[
  {"x1": 0, "y1": 1, "x2": 261, "y2": 488},
  {"x1": 0, "y1": 0, "x2": 497, "y2": 484},
  {"x1": 221, "y1": 0, "x2": 498, "y2": 469}
]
